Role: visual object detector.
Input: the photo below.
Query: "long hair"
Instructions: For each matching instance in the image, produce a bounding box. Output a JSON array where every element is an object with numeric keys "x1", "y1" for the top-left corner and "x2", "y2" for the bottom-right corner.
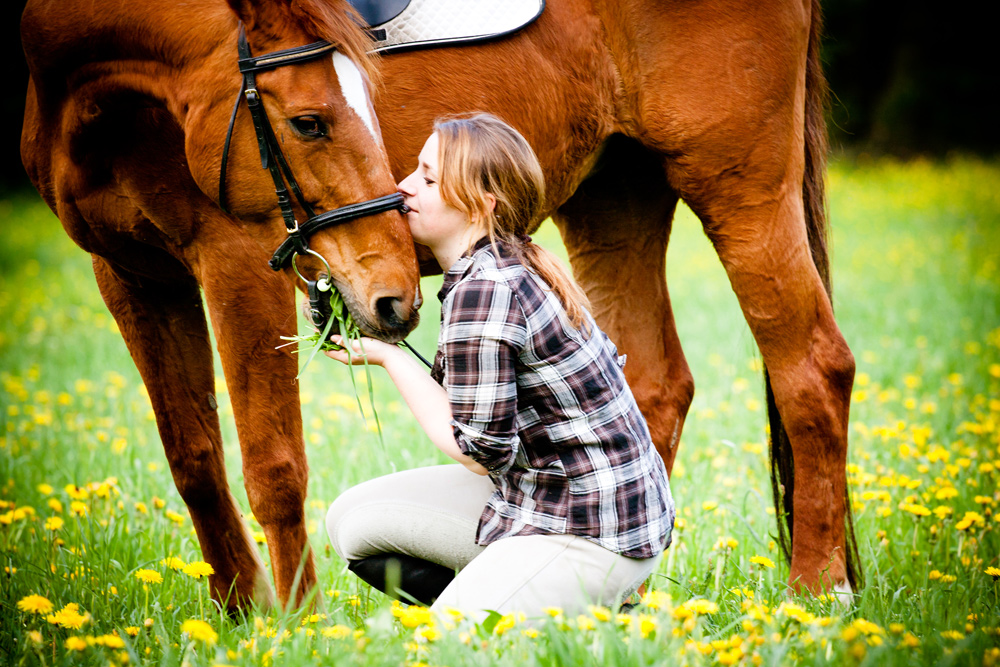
[{"x1": 434, "y1": 113, "x2": 592, "y2": 331}]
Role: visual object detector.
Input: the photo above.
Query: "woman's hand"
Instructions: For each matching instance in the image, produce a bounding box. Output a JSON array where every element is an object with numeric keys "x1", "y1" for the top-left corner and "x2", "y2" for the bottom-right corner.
[{"x1": 323, "y1": 335, "x2": 400, "y2": 367}]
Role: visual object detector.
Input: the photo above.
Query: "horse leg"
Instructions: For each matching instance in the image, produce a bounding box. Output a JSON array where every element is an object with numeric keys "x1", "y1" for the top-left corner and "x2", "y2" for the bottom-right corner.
[
  {"x1": 194, "y1": 239, "x2": 316, "y2": 609},
  {"x1": 92, "y1": 256, "x2": 273, "y2": 611},
  {"x1": 553, "y1": 137, "x2": 694, "y2": 473},
  {"x1": 671, "y1": 161, "x2": 854, "y2": 595}
]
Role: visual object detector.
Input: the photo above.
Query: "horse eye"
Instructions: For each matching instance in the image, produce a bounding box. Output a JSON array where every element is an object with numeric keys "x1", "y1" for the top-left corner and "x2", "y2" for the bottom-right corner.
[{"x1": 290, "y1": 116, "x2": 327, "y2": 138}]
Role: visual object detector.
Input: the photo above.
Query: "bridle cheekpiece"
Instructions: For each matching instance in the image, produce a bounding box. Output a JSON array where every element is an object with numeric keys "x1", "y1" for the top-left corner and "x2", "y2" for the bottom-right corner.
[{"x1": 218, "y1": 23, "x2": 408, "y2": 272}]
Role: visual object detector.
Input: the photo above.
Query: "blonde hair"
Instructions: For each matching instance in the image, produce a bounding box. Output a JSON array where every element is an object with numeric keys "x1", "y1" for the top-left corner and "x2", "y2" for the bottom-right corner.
[{"x1": 433, "y1": 113, "x2": 592, "y2": 331}]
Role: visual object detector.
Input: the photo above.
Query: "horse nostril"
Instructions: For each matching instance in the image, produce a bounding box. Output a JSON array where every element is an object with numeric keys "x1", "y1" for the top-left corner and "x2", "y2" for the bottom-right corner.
[{"x1": 375, "y1": 295, "x2": 409, "y2": 328}]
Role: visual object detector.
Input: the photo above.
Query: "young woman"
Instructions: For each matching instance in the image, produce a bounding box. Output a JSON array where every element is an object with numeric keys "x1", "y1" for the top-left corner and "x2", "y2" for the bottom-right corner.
[{"x1": 324, "y1": 113, "x2": 674, "y2": 617}]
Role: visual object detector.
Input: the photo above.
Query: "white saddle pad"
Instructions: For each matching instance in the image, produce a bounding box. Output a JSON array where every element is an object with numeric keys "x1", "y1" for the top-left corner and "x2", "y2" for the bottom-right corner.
[{"x1": 368, "y1": 0, "x2": 545, "y2": 54}]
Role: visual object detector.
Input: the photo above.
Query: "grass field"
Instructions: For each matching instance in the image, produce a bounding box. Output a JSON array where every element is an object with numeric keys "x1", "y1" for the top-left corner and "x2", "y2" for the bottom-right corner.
[{"x1": 2, "y1": 157, "x2": 999, "y2": 666}]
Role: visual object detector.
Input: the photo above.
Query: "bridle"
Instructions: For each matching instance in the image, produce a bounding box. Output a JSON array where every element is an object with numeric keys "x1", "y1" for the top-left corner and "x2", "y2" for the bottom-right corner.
[
  {"x1": 217, "y1": 24, "x2": 430, "y2": 366},
  {"x1": 218, "y1": 22, "x2": 408, "y2": 274}
]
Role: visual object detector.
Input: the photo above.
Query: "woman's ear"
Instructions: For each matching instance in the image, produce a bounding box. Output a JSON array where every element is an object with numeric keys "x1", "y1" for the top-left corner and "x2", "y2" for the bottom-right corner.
[{"x1": 484, "y1": 193, "x2": 497, "y2": 214}]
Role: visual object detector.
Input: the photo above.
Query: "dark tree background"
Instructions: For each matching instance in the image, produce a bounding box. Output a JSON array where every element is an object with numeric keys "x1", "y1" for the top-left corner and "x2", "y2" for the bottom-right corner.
[{"x1": 3, "y1": 0, "x2": 996, "y2": 193}]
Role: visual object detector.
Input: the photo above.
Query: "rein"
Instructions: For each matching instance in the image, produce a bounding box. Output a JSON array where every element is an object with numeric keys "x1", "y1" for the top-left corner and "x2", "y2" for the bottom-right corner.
[{"x1": 218, "y1": 23, "x2": 408, "y2": 272}]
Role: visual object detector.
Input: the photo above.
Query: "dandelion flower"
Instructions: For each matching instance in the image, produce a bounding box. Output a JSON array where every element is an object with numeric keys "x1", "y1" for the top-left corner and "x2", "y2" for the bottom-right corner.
[
  {"x1": 134, "y1": 569, "x2": 163, "y2": 584},
  {"x1": 902, "y1": 503, "x2": 930, "y2": 517},
  {"x1": 160, "y1": 556, "x2": 186, "y2": 571},
  {"x1": 164, "y1": 510, "x2": 186, "y2": 525},
  {"x1": 64, "y1": 636, "x2": 88, "y2": 651},
  {"x1": 321, "y1": 625, "x2": 352, "y2": 639},
  {"x1": 44, "y1": 516, "x2": 64, "y2": 531},
  {"x1": 69, "y1": 501, "x2": 87, "y2": 516},
  {"x1": 125, "y1": 627, "x2": 140, "y2": 637},
  {"x1": 17, "y1": 594, "x2": 54, "y2": 615},
  {"x1": 985, "y1": 566, "x2": 1000, "y2": 580},
  {"x1": 181, "y1": 619, "x2": 218, "y2": 645},
  {"x1": 750, "y1": 555, "x2": 776, "y2": 569},
  {"x1": 642, "y1": 590, "x2": 671, "y2": 610},
  {"x1": 37, "y1": 483, "x2": 54, "y2": 495},
  {"x1": 46, "y1": 603, "x2": 89, "y2": 629},
  {"x1": 397, "y1": 606, "x2": 433, "y2": 628},
  {"x1": 182, "y1": 561, "x2": 215, "y2": 579}
]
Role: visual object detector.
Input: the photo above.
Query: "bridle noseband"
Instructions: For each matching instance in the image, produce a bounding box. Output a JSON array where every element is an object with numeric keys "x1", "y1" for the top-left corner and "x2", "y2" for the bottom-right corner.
[{"x1": 218, "y1": 23, "x2": 408, "y2": 272}]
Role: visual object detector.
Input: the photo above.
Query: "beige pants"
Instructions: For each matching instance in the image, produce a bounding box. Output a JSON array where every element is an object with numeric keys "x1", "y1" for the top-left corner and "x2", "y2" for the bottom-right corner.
[{"x1": 326, "y1": 465, "x2": 660, "y2": 617}]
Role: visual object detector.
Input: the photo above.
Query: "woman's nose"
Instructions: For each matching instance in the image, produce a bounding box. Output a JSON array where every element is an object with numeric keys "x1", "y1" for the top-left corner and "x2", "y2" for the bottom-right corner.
[{"x1": 397, "y1": 172, "x2": 416, "y2": 197}]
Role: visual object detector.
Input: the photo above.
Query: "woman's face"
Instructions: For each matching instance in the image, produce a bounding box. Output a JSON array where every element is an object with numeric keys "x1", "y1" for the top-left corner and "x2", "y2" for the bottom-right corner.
[{"x1": 397, "y1": 133, "x2": 472, "y2": 251}]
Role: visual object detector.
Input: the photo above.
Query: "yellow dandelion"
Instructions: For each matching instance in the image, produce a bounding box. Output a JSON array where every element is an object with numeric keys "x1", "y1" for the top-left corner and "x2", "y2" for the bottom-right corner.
[
  {"x1": 164, "y1": 509, "x2": 186, "y2": 525},
  {"x1": 985, "y1": 566, "x2": 1000, "y2": 580},
  {"x1": 44, "y1": 516, "x2": 64, "y2": 531},
  {"x1": 37, "y1": 483, "x2": 54, "y2": 495},
  {"x1": 543, "y1": 606, "x2": 563, "y2": 618},
  {"x1": 181, "y1": 619, "x2": 218, "y2": 645},
  {"x1": 397, "y1": 605, "x2": 433, "y2": 629},
  {"x1": 17, "y1": 594, "x2": 54, "y2": 615},
  {"x1": 182, "y1": 561, "x2": 215, "y2": 579},
  {"x1": 690, "y1": 599, "x2": 719, "y2": 615},
  {"x1": 134, "y1": 569, "x2": 163, "y2": 584},
  {"x1": 750, "y1": 555, "x2": 776, "y2": 569},
  {"x1": 321, "y1": 625, "x2": 352, "y2": 639},
  {"x1": 65, "y1": 485, "x2": 89, "y2": 501},
  {"x1": 69, "y1": 501, "x2": 87, "y2": 516},
  {"x1": 160, "y1": 556, "x2": 186, "y2": 571},
  {"x1": 94, "y1": 634, "x2": 125, "y2": 649},
  {"x1": 588, "y1": 605, "x2": 612, "y2": 622},
  {"x1": 64, "y1": 636, "x2": 88, "y2": 651},
  {"x1": 901, "y1": 503, "x2": 930, "y2": 517},
  {"x1": 134, "y1": 502, "x2": 148, "y2": 515},
  {"x1": 935, "y1": 487, "x2": 959, "y2": 500},
  {"x1": 46, "y1": 603, "x2": 89, "y2": 629},
  {"x1": 639, "y1": 614, "x2": 657, "y2": 638},
  {"x1": 642, "y1": 590, "x2": 671, "y2": 610},
  {"x1": 125, "y1": 626, "x2": 140, "y2": 637}
]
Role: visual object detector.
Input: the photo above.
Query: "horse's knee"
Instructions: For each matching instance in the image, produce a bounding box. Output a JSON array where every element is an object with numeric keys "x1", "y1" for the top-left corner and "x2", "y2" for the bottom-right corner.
[
  {"x1": 244, "y1": 454, "x2": 308, "y2": 525},
  {"x1": 165, "y1": 441, "x2": 226, "y2": 510}
]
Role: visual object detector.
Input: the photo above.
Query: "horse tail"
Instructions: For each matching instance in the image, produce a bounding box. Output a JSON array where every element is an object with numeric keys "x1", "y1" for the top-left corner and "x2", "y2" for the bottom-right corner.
[{"x1": 766, "y1": 0, "x2": 863, "y2": 591}]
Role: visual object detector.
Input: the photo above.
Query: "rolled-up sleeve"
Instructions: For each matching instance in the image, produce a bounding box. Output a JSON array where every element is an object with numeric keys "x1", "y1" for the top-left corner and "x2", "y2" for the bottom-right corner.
[{"x1": 441, "y1": 279, "x2": 527, "y2": 475}]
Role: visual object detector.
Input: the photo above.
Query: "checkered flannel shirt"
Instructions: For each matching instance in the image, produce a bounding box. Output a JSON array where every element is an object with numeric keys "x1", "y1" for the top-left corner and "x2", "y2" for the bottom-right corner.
[{"x1": 430, "y1": 237, "x2": 674, "y2": 559}]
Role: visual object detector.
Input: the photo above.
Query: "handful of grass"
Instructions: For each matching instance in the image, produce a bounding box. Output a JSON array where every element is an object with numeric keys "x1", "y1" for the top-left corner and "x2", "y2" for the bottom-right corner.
[{"x1": 278, "y1": 286, "x2": 384, "y2": 446}]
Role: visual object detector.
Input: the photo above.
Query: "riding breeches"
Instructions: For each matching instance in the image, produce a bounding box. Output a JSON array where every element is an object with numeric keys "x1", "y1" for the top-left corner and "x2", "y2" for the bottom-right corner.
[{"x1": 325, "y1": 464, "x2": 660, "y2": 617}]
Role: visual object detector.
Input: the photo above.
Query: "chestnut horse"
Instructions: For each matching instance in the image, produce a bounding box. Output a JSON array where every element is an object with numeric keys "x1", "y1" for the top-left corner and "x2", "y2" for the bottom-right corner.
[
  {"x1": 22, "y1": 0, "x2": 860, "y2": 608},
  {"x1": 376, "y1": 0, "x2": 862, "y2": 597},
  {"x1": 21, "y1": 0, "x2": 421, "y2": 609}
]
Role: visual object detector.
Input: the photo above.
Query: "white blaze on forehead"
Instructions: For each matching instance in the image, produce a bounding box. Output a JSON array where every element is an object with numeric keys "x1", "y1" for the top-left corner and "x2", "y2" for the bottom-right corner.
[{"x1": 332, "y1": 51, "x2": 377, "y2": 139}]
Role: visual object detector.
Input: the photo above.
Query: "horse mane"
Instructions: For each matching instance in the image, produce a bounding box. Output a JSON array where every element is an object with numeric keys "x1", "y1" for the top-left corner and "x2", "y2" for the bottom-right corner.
[{"x1": 287, "y1": 0, "x2": 381, "y2": 86}]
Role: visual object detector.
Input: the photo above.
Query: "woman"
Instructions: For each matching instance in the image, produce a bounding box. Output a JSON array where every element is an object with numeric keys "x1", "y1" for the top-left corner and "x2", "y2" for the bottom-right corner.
[{"x1": 325, "y1": 113, "x2": 674, "y2": 617}]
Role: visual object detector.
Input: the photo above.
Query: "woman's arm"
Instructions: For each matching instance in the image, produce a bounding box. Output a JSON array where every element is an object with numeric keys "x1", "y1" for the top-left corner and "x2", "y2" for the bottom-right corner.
[{"x1": 325, "y1": 338, "x2": 488, "y2": 475}]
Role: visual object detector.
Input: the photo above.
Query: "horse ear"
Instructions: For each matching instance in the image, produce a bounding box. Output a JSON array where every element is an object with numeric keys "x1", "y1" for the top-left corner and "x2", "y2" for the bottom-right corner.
[{"x1": 226, "y1": 0, "x2": 261, "y2": 30}]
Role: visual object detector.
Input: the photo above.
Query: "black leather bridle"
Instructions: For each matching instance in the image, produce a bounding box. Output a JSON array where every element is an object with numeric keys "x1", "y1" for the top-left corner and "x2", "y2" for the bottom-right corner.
[{"x1": 218, "y1": 23, "x2": 408, "y2": 272}]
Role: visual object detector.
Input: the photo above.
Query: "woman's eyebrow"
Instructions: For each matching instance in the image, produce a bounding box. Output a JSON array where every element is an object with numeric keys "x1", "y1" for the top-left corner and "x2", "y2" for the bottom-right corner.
[{"x1": 420, "y1": 161, "x2": 436, "y2": 177}]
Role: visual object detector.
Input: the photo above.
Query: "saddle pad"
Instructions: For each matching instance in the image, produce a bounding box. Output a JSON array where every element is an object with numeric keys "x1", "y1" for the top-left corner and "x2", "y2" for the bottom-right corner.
[{"x1": 366, "y1": 0, "x2": 545, "y2": 54}]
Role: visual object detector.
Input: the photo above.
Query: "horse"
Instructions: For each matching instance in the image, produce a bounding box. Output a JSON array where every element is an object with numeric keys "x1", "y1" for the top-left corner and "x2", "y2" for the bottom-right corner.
[
  {"x1": 22, "y1": 0, "x2": 861, "y2": 609},
  {"x1": 21, "y1": 0, "x2": 423, "y2": 610}
]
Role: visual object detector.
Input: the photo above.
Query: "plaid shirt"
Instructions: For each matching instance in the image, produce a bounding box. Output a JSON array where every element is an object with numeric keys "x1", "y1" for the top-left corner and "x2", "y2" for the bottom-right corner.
[{"x1": 431, "y1": 237, "x2": 674, "y2": 559}]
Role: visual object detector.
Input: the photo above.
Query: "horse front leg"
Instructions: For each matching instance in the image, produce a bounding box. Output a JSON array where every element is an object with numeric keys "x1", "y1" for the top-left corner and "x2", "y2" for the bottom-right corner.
[
  {"x1": 553, "y1": 138, "x2": 694, "y2": 473},
  {"x1": 92, "y1": 256, "x2": 273, "y2": 611},
  {"x1": 197, "y1": 244, "x2": 316, "y2": 609}
]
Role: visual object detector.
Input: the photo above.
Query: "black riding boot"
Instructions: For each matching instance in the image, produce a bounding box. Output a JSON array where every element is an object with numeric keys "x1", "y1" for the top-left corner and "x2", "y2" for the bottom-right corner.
[{"x1": 348, "y1": 554, "x2": 455, "y2": 606}]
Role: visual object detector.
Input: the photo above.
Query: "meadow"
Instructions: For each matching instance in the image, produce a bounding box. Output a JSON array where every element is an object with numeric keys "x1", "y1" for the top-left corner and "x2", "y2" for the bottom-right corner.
[{"x1": 2, "y1": 156, "x2": 999, "y2": 666}]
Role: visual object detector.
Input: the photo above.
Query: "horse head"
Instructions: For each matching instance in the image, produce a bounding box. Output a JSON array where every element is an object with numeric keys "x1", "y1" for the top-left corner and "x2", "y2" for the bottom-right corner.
[{"x1": 188, "y1": 0, "x2": 420, "y2": 341}]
